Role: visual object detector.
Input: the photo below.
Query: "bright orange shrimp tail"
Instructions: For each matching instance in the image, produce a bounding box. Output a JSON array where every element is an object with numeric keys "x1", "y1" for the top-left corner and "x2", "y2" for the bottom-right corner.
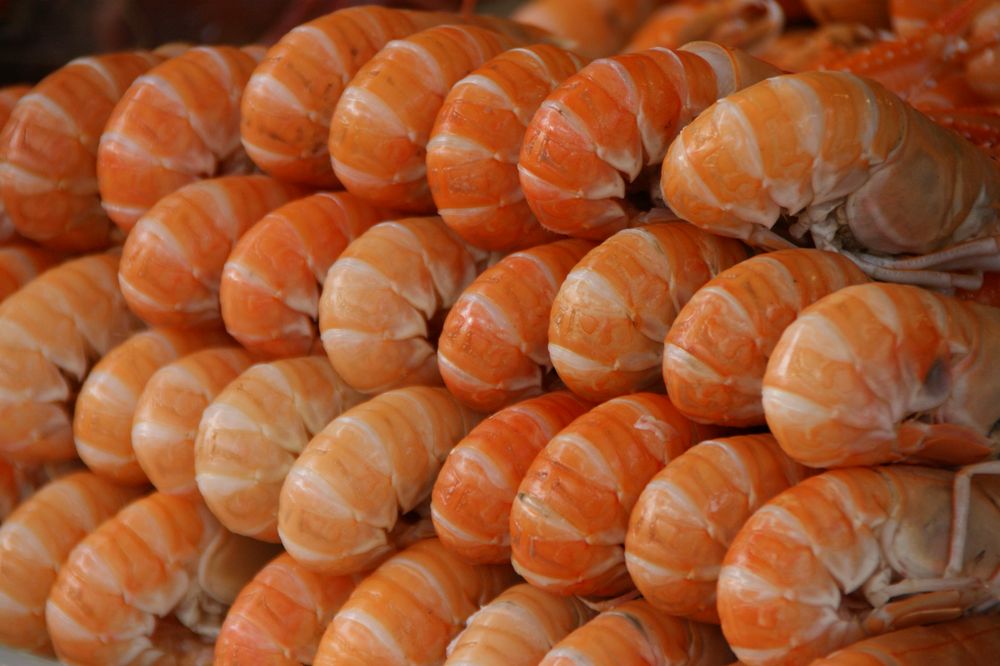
[{"x1": 897, "y1": 421, "x2": 997, "y2": 464}]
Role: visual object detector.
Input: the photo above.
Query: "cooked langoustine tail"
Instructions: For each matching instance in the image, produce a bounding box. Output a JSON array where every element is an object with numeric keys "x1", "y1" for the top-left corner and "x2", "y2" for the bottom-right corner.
[
  {"x1": 46, "y1": 492, "x2": 280, "y2": 666},
  {"x1": 132, "y1": 346, "x2": 254, "y2": 497},
  {"x1": 278, "y1": 386, "x2": 480, "y2": 575},
  {"x1": 624, "y1": 434, "x2": 813, "y2": 624},
  {"x1": 240, "y1": 7, "x2": 552, "y2": 188},
  {"x1": 0, "y1": 471, "x2": 141, "y2": 654},
  {"x1": 0, "y1": 243, "x2": 62, "y2": 302},
  {"x1": 662, "y1": 70, "x2": 1000, "y2": 290},
  {"x1": 762, "y1": 282, "x2": 1000, "y2": 468},
  {"x1": 517, "y1": 42, "x2": 781, "y2": 240},
  {"x1": 663, "y1": 248, "x2": 869, "y2": 427},
  {"x1": 118, "y1": 174, "x2": 307, "y2": 329},
  {"x1": 438, "y1": 238, "x2": 595, "y2": 412},
  {"x1": 219, "y1": 192, "x2": 384, "y2": 358},
  {"x1": 445, "y1": 583, "x2": 595, "y2": 666},
  {"x1": 214, "y1": 552, "x2": 362, "y2": 666},
  {"x1": 810, "y1": 616, "x2": 1000, "y2": 665},
  {"x1": 195, "y1": 355, "x2": 366, "y2": 543},
  {"x1": 548, "y1": 216, "x2": 750, "y2": 402},
  {"x1": 538, "y1": 599, "x2": 734, "y2": 666},
  {"x1": 511, "y1": 0, "x2": 659, "y2": 59},
  {"x1": 0, "y1": 85, "x2": 31, "y2": 244},
  {"x1": 318, "y1": 216, "x2": 488, "y2": 394},
  {"x1": 509, "y1": 393, "x2": 717, "y2": 598},
  {"x1": 97, "y1": 45, "x2": 264, "y2": 234},
  {"x1": 329, "y1": 24, "x2": 540, "y2": 212},
  {"x1": 624, "y1": 0, "x2": 785, "y2": 54},
  {"x1": 427, "y1": 44, "x2": 587, "y2": 251},
  {"x1": 0, "y1": 51, "x2": 163, "y2": 251},
  {"x1": 312, "y1": 538, "x2": 516, "y2": 666},
  {"x1": 73, "y1": 326, "x2": 231, "y2": 485},
  {"x1": 718, "y1": 465, "x2": 1000, "y2": 666},
  {"x1": 0, "y1": 252, "x2": 142, "y2": 464},
  {"x1": 431, "y1": 390, "x2": 593, "y2": 564}
]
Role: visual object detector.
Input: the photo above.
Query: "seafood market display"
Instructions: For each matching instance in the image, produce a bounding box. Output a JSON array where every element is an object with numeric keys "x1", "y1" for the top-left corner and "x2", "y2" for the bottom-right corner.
[{"x1": 0, "y1": 0, "x2": 998, "y2": 664}]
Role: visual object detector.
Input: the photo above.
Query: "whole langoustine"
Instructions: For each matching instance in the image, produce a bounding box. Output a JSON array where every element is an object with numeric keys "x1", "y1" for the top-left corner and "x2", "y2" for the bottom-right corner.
[
  {"x1": 509, "y1": 393, "x2": 716, "y2": 597},
  {"x1": 762, "y1": 282, "x2": 1000, "y2": 468},
  {"x1": 214, "y1": 552, "x2": 362, "y2": 666},
  {"x1": 538, "y1": 598, "x2": 734, "y2": 666},
  {"x1": 318, "y1": 216, "x2": 487, "y2": 394},
  {"x1": 548, "y1": 215, "x2": 749, "y2": 402},
  {"x1": 118, "y1": 174, "x2": 306, "y2": 329},
  {"x1": 0, "y1": 85, "x2": 31, "y2": 243},
  {"x1": 810, "y1": 616, "x2": 1000, "y2": 665},
  {"x1": 0, "y1": 471, "x2": 140, "y2": 654},
  {"x1": 241, "y1": 7, "x2": 553, "y2": 188},
  {"x1": 624, "y1": 0, "x2": 785, "y2": 54},
  {"x1": 312, "y1": 538, "x2": 516, "y2": 666},
  {"x1": 426, "y1": 44, "x2": 587, "y2": 251},
  {"x1": 0, "y1": 252, "x2": 142, "y2": 464},
  {"x1": 431, "y1": 390, "x2": 592, "y2": 564},
  {"x1": 219, "y1": 192, "x2": 384, "y2": 358},
  {"x1": 718, "y1": 465, "x2": 1000, "y2": 666},
  {"x1": 0, "y1": 51, "x2": 162, "y2": 251},
  {"x1": 663, "y1": 71, "x2": 1000, "y2": 290},
  {"x1": 97, "y1": 45, "x2": 264, "y2": 234},
  {"x1": 132, "y1": 346, "x2": 254, "y2": 497},
  {"x1": 517, "y1": 42, "x2": 781, "y2": 240},
  {"x1": 46, "y1": 492, "x2": 280, "y2": 666},
  {"x1": 195, "y1": 355, "x2": 366, "y2": 542},
  {"x1": 330, "y1": 23, "x2": 549, "y2": 212},
  {"x1": 438, "y1": 238, "x2": 595, "y2": 412},
  {"x1": 624, "y1": 434, "x2": 813, "y2": 624},
  {"x1": 445, "y1": 583, "x2": 594, "y2": 666},
  {"x1": 278, "y1": 387, "x2": 480, "y2": 575},
  {"x1": 73, "y1": 326, "x2": 231, "y2": 485},
  {"x1": 663, "y1": 249, "x2": 869, "y2": 427},
  {"x1": 511, "y1": 0, "x2": 659, "y2": 59},
  {"x1": 0, "y1": 244, "x2": 61, "y2": 302}
]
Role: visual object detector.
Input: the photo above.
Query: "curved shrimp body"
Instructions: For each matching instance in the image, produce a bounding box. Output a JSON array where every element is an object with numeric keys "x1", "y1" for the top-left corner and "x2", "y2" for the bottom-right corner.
[
  {"x1": 426, "y1": 44, "x2": 586, "y2": 251},
  {"x1": 548, "y1": 218, "x2": 749, "y2": 402},
  {"x1": 0, "y1": 244, "x2": 61, "y2": 302},
  {"x1": 278, "y1": 387, "x2": 480, "y2": 575},
  {"x1": 0, "y1": 51, "x2": 162, "y2": 251},
  {"x1": 97, "y1": 45, "x2": 263, "y2": 234},
  {"x1": 517, "y1": 42, "x2": 781, "y2": 240},
  {"x1": 624, "y1": 434, "x2": 812, "y2": 624},
  {"x1": 624, "y1": 0, "x2": 785, "y2": 54},
  {"x1": 0, "y1": 471, "x2": 140, "y2": 653},
  {"x1": 538, "y1": 599, "x2": 734, "y2": 666},
  {"x1": 811, "y1": 616, "x2": 1000, "y2": 665},
  {"x1": 318, "y1": 216, "x2": 486, "y2": 394},
  {"x1": 132, "y1": 347, "x2": 254, "y2": 497},
  {"x1": 118, "y1": 175, "x2": 306, "y2": 329},
  {"x1": 313, "y1": 538, "x2": 516, "y2": 666},
  {"x1": 431, "y1": 391, "x2": 593, "y2": 564},
  {"x1": 509, "y1": 393, "x2": 715, "y2": 597},
  {"x1": 803, "y1": 0, "x2": 891, "y2": 27},
  {"x1": 0, "y1": 252, "x2": 142, "y2": 464},
  {"x1": 445, "y1": 583, "x2": 594, "y2": 666},
  {"x1": 73, "y1": 327, "x2": 231, "y2": 485},
  {"x1": 512, "y1": 0, "x2": 658, "y2": 59},
  {"x1": 46, "y1": 492, "x2": 280, "y2": 666},
  {"x1": 663, "y1": 249, "x2": 869, "y2": 428},
  {"x1": 438, "y1": 238, "x2": 595, "y2": 412},
  {"x1": 718, "y1": 466, "x2": 1000, "y2": 666},
  {"x1": 662, "y1": 71, "x2": 1000, "y2": 290},
  {"x1": 329, "y1": 24, "x2": 537, "y2": 212},
  {"x1": 219, "y1": 192, "x2": 383, "y2": 358},
  {"x1": 763, "y1": 282, "x2": 1000, "y2": 468},
  {"x1": 214, "y1": 552, "x2": 361, "y2": 666},
  {"x1": 195, "y1": 356, "x2": 366, "y2": 543},
  {"x1": 0, "y1": 85, "x2": 31, "y2": 244}
]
